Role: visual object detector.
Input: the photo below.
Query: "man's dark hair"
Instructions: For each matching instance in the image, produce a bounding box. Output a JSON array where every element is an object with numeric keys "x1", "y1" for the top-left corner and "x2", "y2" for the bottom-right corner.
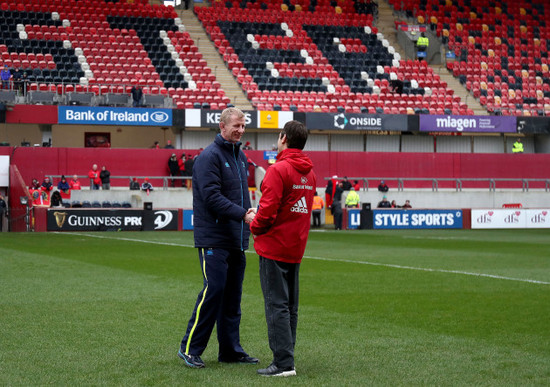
[{"x1": 280, "y1": 120, "x2": 308, "y2": 150}]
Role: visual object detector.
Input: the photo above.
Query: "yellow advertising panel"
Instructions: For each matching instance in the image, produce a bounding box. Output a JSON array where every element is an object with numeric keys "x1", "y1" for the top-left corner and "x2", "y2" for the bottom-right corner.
[{"x1": 259, "y1": 111, "x2": 279, "y2": 129}]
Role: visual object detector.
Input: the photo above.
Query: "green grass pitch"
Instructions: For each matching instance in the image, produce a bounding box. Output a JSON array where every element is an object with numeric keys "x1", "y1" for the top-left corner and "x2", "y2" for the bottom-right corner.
[{"x1": 1, "y1": 229, "x2": 549, "y2": 385}]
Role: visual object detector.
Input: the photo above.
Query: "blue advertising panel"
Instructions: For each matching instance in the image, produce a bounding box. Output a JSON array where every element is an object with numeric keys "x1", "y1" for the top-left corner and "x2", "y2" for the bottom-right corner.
[
  {"x1": 347, "y1": 209, "x2": 361, "y2": 229},
  {"x1": 263, "y1": 151, "x2": 278, "y2": 160},
  {"x1": 58, "y1": 106, "x2": 172, "y2": 126},
  {"x1": 183, "y1": 209, "x2": 194, "y2": 230},
  {"x1": 373, "y1": 209, "x2": 463, "y2": 229}
]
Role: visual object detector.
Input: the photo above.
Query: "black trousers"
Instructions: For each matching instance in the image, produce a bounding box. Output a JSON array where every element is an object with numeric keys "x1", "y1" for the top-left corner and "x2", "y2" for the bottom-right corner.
[
  {"x1": 181, "y1": 248, "x2": 248, "y2": 360},
  {"x1": 332, "y1": 200, "x2": 343, "y2": 230},
  {"x1": 312, "y1": 210, "x2": 321, "y2": 227},
  {"x1": 259, "y1": 256, "x2": 300, "y2": 369}
]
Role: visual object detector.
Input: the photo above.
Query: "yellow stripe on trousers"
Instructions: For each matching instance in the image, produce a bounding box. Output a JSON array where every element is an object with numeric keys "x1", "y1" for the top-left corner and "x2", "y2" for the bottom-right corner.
[{"x1": 185, "y1": 249, "x2": 209, "y2": 355}]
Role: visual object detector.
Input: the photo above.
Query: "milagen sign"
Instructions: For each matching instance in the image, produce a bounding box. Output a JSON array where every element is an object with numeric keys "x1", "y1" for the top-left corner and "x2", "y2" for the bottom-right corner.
[
  {"x1": 420, "y1": 115, "x2": 516, "y2": 133},
  {"x1": 58, "y1": 106, "x2": 172, "y2": 126}
]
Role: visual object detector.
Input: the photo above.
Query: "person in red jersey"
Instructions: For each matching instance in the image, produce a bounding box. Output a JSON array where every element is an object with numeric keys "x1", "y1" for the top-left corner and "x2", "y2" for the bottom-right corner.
[{"x1": 250, "y1": 120, "x2": 316, "y2": 377}]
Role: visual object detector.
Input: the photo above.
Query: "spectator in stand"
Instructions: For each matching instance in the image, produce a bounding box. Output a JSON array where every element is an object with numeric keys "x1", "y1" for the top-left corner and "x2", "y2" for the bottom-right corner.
[
  {"x1": 30, "y1": 178, "x2": 40, "y2": 190},
  {"x1": 12, "y1": 67, "x2": 22, "y2": 94},
  {"x1": 57, "y1": 175, "x2": 70, "y2": 194},
  {"x1": 332, "y1": 182, "x2": 344, "y2": 230},
  {"x1": 1, "y1": 65, "x2": 11, "y2": 89},
  {"x1": 168, "y1": 153, "x2": 180, "y2": 187},
  {"x1": 50, "y1": 191, "x2": 63, "y2": 208},
  {"x1": 242, "y1": 141, "x2": 253, "y2": 150},
  {"x1": 184, "y1": 153, "x2": 194, "y2": 190},
  {"x1": 141, "y1": 178, "x2": 153, "y2": 192},
  {"x1": 324, "y1": 177, "x2": 334, "y2": 208},
  {"x1": 378, "y1": 180, "x2": 389, "y2": 192},
  {"x1": 69, "y1": 175, "x2": 82, "y2": 190},
  {"x1": 0, "y1": 193, "x2": 7, "y2": 232},
  {"x1": 377, "y1": 195, "x2": 391, "y2": 208},
  {"x1": 391, "y1": 200, "x2": 398, "y2": 208},
  {"x1": 131, "y1": 85, "x2": 143, "y2": 107},
  {"x1": 100, "y1": 166, "x2": 111, "y2": 190},
  {"x1": 152, "y1": 141, "x2": 160, "y2": 149},
  {"x1": 311, "y1": 191, "x2": 324, "y2": 228},
  {"x1": 345, "y1": 187, "x2": 360, "y2": 208},
  {"x1": 88, "y1": 164, "x2": 101, "y2": 190},
  {"x1": 178, "y1": 154, "x2": 186, "y2": 187},
  {"x1": 164, "y1": 140, "x2": 175, "y2": 149},
  {"x1": 341, "y1": 176, "x2": 352, "y2": 191},
  {"x1": 41, "y1": 177, "x2": 53, "y2": 192},
  {"x1": 129, "y1": 177, "x2": 140, "y2": 190},
  {"x1": 353, "y1": 180, "x2": 360, "y2": 191},
  {"x1": 402, "y1": 200, "x2": 412, "y2": 209},
  {"x1": 20, "y1": 72, "x2": 28, "y2": 96}
]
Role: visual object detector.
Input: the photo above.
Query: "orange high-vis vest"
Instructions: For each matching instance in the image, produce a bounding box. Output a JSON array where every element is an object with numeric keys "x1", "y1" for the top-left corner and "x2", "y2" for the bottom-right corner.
[{"x1": 312, "y1": 195, "x2": 324, "y2": 210}]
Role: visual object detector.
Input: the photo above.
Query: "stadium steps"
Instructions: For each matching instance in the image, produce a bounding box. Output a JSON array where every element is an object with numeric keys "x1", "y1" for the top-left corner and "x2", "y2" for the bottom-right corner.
[
  {"x1": 176, "y1": 7, "x2": 254, "y2": 110},
  {"x1": 432, "y1": 64, "x2": 488, "y2": 116},
  {"x1": 377, "y1": 0, "x2": 487, "y2": 115}
]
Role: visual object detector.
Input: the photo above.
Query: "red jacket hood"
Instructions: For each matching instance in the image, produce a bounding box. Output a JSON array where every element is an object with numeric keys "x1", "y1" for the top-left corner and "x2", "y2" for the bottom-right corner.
[{"x1": 276, "y1": 148, "x2": 314, "y2": 175}]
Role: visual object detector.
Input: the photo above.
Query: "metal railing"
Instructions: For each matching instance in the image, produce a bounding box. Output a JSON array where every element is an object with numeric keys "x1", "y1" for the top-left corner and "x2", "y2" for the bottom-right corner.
[
  {"x1": 325, "y1": 177, "x2": 550, "y2": 192},
  {"x1": 48, "y1": 175, "x2": 191, "y2": 191}
]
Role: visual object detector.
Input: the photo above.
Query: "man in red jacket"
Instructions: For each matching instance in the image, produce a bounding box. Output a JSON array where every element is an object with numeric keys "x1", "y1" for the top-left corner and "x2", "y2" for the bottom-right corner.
[{"x1": 250, "y1": 120, "x2": 316, "y2": 377}]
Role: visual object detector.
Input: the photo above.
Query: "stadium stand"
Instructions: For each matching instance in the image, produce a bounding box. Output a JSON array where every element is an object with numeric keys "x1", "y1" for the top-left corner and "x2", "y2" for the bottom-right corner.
[
  {"x1": 0, "y1": 0, "x2": 547, "y2": 115},
  {"x1": 388, "y1": 0, "x2": 550, "y2": 116},
  {"x1": 0, "y1": 0, "x2": 229, "y2": 109},
  {"x1": 195, "y1": 0, "x2": 470, "y2": 114}
]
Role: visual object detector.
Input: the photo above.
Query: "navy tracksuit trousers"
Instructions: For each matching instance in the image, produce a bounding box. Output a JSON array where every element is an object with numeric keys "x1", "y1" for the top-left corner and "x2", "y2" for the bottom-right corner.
[{"x1": 180, "y1": 248, "x2": 248, "y2": 360}]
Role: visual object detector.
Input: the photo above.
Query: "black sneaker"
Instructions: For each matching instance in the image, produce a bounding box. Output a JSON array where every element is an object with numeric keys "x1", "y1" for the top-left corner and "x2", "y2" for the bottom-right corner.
[
  {"x1": 257, "y1": 363, "x2": 296, "y2": 377},
  {"x1": 219, "y1": 355, "x2": 260, "y2": 364},
  {"x1": 178, "y1": 350, "x2": 205, "y2": 368}
]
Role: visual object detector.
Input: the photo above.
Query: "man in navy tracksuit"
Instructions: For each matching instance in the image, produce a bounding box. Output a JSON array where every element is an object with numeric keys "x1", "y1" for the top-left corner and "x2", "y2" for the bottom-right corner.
[{"x1": 178, "y1": 107, "x2": 259, "y2": 368}]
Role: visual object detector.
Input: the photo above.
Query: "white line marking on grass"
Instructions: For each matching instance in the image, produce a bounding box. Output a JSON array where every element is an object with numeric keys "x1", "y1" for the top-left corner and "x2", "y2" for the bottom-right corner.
[
  {"x1": 58, "y1": 232, "x2": 196, "y2": 248},
  {"x1": 303, "y1": 255, "x2": 550, "y2": 285},
  {"x1": 60, "y1": 233, "x2": 550, "y2": 285}
]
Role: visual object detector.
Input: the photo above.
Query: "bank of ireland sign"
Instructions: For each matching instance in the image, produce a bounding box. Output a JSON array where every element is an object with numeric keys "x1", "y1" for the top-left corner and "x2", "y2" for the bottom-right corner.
[{"x1": 58, "y1": 106, "x2": 172, "y2": 126}]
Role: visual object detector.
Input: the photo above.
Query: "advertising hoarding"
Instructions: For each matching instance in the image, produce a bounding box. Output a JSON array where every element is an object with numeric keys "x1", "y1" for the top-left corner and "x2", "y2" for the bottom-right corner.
[
  {"x1": 58, "y1": 106, "x2": 172, "y2": 126},
  {"x1": 419, "y1": 115, "x2": 516, "y2": 133},
  {"x1": 471, "y1": 209, "x2": 550, "y2": 229},
  {"x1": 47, "y1": 209, "x2": 178, "y2": 231},
  {"x1": 306, "y1": 113, "x2": 409, "y2": 131},
  {"x1": 373, "y1": 209, "x2": 463, "y2": 229}
]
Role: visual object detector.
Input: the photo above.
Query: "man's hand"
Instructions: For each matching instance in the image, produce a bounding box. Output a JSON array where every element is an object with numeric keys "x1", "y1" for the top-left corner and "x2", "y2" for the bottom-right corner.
[{"x1": 243, "y1": 208, "x2": 256, "y2": 224}]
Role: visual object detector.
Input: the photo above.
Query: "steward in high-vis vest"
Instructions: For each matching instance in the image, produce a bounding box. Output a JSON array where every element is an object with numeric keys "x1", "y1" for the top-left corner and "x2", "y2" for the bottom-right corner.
[
  {"x1": 513, "y1": 138, "x2": 524, "y2": 153},
  {"x1": 311, "y1": 192, "x2": 324, "y2": 228},
  {"x1": 345, "y1": 188, "x2": 360, "y2": 208},
  {"x1": 416, "y1": 32, "x2": 429, "y2": 60}
]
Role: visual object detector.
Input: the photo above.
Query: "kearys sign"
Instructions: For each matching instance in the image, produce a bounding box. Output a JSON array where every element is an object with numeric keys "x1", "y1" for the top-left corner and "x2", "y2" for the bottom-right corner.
[{"x1": 58, "y1": 106, "x2": 172, "y2": 126}]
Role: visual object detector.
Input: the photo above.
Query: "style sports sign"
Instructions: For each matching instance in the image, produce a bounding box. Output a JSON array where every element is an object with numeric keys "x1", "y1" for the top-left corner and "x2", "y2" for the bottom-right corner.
[{"x1": 373, "y1": 209, "x2": 463, "y2": 229}]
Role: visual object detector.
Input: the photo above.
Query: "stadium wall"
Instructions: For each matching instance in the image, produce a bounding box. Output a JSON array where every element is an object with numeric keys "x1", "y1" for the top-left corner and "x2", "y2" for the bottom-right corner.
[{"x1": 1, "y1": 147, "x2": 550, "y2": 189}]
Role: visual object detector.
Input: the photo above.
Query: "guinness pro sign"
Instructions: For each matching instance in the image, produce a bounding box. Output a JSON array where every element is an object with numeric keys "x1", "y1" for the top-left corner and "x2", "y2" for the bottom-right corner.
[{"x1": 48, "y1": 209, "x2": 178, "y2": 231}]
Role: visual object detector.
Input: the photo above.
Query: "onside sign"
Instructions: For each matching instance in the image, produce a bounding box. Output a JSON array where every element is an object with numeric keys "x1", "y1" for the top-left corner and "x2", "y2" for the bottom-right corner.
[
  {"x1": 306, "y1": 113, "x2": 409, "y2": 131},
  {"x1": 373, "y1": 209, "x2": 463, "y2": 229}
]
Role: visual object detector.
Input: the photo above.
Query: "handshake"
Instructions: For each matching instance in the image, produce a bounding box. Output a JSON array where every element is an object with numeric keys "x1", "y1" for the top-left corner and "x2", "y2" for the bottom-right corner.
[{"x1": 243, "y1": 208, "x2": 257, "y2": 224}]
